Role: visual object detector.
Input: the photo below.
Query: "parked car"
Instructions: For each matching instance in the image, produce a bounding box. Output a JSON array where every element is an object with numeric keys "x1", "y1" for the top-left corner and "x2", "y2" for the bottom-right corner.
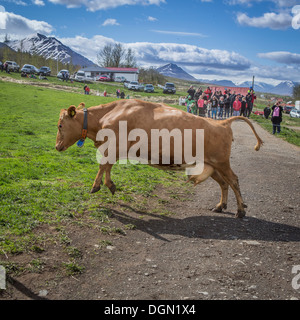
[
  {"x1": 115, "y1": 76, "x2": 126, "y2": 82},
  {"x1": 97, "y1": 75, "x2": 110, "y2": 81},
  {"x1": 128, "y1": 81, "x2": 144, "y2": 91},
  {"x1": 290, "y1": 108, "x2": 300, "y2": 118},
  {"x1": 74, "y1": 71, "x2": 86, "y2": 81},
  {"x1": 21, "y1": 64, "x2": 39, "y2": 74},
  {"x1": 57, "y1": 69, "x2": 70, "y2": 79},
  {"x1": 163, "y1": 82, "x2": 176, "y2": 94},
  {"x1": 283, "y1": 105, "x2": 293, "y2": 114},
  {"x1": 144, "y1": 84, "x2": 154, "y2": 93},
  {"x1": 38, "y1": 66, "x2": 51, "y2": 76},
  {"x1": 123, "y1": 80, "x2": 130, "y2": 88},
  {"x1": 4, "y1": 61, "x2": 20, "y2": 72}
]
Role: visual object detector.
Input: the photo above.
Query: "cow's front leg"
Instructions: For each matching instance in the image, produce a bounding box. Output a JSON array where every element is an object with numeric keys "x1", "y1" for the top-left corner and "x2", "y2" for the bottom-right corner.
[
  {"x1": 91, "y1": 165, "x2": 105, "y2": 193},
  {"x1": 211, "y1": 170, "x2": 228, "y2": 212}
]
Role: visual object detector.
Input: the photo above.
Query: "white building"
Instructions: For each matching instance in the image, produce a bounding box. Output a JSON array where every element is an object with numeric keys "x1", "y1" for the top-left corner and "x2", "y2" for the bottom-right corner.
[{"x1": 79, "y1": 66, "x2": 139, "y2": 81}]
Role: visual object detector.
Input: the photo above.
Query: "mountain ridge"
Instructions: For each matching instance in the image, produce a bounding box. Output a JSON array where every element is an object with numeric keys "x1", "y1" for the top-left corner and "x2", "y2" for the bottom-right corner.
[{"x1": 6, "y1": 33, "x2": 95, "y2": 67}]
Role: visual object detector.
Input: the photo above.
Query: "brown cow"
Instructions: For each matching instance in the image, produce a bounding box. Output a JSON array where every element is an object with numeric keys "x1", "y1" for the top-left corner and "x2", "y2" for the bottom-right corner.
[{"x1": 56, "y1": 99, "x2": 263, "y2": 218}]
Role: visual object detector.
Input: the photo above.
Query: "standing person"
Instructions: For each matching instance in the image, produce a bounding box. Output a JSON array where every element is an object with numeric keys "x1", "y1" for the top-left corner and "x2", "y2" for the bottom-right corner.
[
  {"x1": 120, "y1": 91, "x2": 125, "y2": 99},
  {"x1": 197, "y1": 94, "x2": 205, "y2": 117},
  {"x1": 271, "y1": 101, "x2": 283, "y2": 134},
  {"x1": 84, "y1": 85, "x2": 90, "y2": 95},
  {"x1": 194, "y1": 88, "x2": 202, "y2": 108},
  {"x1": 204, "y1": 86, "x2": 212, "y2": 100},
  {"x1": 187, "y1": 86, "x2": 195, "y2": 100},
  {"x1": 233, "y1": 96, "x2": 242, "y2": 116},
  {"x1": 224, "y1": 94, "x2": 230, "y2": 118},
  {"x1": 240, "y1": 97, "x2": 247, "y2": 117},
  {"x1": 116, "y1": 89, "x2": 120, "y2": 98},
  {"x1": 218, "y1": 96, "x2": 225, "y2": 119},
  {"x1": 264, "y1": 105, "x2": 271, "y2": 119},
  {"x1": 186, "y1": 95, "x2": 195, "y2": 113},
  {"x1": 83, "y1": 85, "x2": 87, "y2": 94},
  {"x1": 230, "y1": 91, "x2": 236, "y2": 116},
  {"x1": 206, "y1": 99, "x2": 212, "y2": 118},
  {"x1": 211, "y1": 96, "x2": 218, "y2": 119}
]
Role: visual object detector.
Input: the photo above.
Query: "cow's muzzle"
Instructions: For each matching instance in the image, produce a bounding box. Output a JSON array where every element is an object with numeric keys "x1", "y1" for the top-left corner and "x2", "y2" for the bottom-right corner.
[{"x1": 56, "y1": 142, "x2": 66, "y2": 152}]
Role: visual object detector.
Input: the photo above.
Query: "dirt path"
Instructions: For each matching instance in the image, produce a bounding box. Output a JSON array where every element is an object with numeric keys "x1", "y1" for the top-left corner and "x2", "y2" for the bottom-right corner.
[{"x1": 1, "y1": 120, "x2": 300, "y2": 300}]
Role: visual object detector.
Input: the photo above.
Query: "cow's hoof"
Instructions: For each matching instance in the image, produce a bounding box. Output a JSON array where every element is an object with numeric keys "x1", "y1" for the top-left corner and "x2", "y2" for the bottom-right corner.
[
  {"x1": 212, "y1": 206, "x2": 222, "y2": 213},
  {"x1": 243, "y1": 203, "x2": 248, "y2": 208},
  {"x1": 109, "y1": 184, "x2": 116, "y2": 195},
  {"x1": 91, "y1": 186, "x2": 101, "y2": 194},
  {"x1": 236, "y1": 209, "x2": 246, "y2": 218},
  {"x1": 213, "y1": 203, "x2": 227, "y2": 213}
]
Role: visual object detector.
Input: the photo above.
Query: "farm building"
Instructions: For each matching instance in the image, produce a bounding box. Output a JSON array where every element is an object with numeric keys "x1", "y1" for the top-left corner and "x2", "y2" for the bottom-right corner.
[{"x1": 79, "y1": 66, "x2": 139, "y2": 81}]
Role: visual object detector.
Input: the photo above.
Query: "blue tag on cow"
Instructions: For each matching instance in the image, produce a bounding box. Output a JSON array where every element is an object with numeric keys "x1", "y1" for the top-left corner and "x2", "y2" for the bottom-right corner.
[{"x1": 77, "y1": 139, "x2": 85, "y2": 147}]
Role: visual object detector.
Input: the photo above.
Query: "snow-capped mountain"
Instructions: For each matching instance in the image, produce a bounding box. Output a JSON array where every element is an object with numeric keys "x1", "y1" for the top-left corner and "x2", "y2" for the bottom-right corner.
[
  {"x1": 7, "y1": 33, "x2": 95, "y2": 67},
  {"x1": 199, "y1": 79, "x2": 297, "y2": 96},
  {"x1": 156, "y1": 63, "x2": 197, "y2": 81},
  {"x1": 268, "y1": 81, "x2": 297, "y2": 96},
  {"x1": 237, "y1": 81, "x2": 274, "y2": 93}
]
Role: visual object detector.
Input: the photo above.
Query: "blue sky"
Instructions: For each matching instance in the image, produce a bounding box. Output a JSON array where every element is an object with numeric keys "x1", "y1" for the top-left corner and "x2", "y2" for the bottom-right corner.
[{"x1": 0, "y1": 0, "x2": 300, "y2": 84}]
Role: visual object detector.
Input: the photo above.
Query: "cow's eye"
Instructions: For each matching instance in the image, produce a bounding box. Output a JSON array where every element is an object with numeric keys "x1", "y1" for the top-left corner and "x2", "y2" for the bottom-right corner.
[{"x1": 58, "y1": 124, "x2": 62, "y2": 128}]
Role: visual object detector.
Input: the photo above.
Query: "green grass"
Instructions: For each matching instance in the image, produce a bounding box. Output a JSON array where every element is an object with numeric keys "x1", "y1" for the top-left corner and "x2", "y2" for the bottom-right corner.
[{"x1": 0, "y1": 79, "x2": 188, "y2": 255}]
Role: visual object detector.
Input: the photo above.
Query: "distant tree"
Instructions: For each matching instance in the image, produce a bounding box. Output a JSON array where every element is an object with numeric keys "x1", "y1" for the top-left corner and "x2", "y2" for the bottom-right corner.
[
  {"x1": 123, "y1": 48, "x2": 137, "y2": 68},
  {"x1": 97, "y1": 43, "x2": 137, "y2": 68},
  {"x1": 293, "y1": 84, "x2": 300, "y2": 99},
  {"x1": 139, "y1": 67, "x2": 166, "y2": 85}
]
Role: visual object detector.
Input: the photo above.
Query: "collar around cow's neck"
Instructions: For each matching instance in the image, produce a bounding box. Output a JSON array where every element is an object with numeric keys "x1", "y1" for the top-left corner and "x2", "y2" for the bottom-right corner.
[{"x1": 77, "y1": 108, "x2": 88, "y2": 148}]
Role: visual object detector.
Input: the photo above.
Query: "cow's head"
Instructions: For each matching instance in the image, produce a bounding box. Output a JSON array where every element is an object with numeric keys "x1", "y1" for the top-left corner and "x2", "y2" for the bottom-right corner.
[{"x1": 55, "y1": 103, "x2": 85, "y2": 152}]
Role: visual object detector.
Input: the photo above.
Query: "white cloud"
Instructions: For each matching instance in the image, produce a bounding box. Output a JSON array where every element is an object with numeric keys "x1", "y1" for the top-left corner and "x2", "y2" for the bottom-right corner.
[
  {"x1": 48, "y1": 0, "x2": 166, "y2": 11},
  {"x1": 102, "y1": 18, "x2": 120, "y2": 26},
  {"x1": 151, "y1": 30, "x2": 207, "y2": 37},
  {"x1": 0, "y1": 11, "x2": 53, "y2": 38},
  {"x1": 237, "y1": 12, "x2": 292, "y2": 29},
  {"x1": 32, "y1": 0, "x2": 45, "y2": 6},
  {"x1": 61, "y1": 35, "x2": 251, "y2": 71},
  {"x1": 147, "y1": 16, "x2": 157, "y2": 21},
  {"x1": 226, "y1": 0, "x2": 297, "y2": 7},
  {"x1": 258, "y1": 51, "x2": 300, "y2": 64}
]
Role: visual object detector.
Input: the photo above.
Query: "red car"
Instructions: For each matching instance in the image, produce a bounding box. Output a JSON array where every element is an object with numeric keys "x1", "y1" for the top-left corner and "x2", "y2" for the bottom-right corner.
[{"x1": 97, "y1": 75, "x2": 110, "y2": 81}]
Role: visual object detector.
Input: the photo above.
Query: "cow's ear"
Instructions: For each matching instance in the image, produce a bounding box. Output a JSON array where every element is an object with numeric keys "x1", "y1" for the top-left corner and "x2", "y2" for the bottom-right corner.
[
  {"x1": 77, "y1": 102, "x2": 85, "y2": 110},
  {"x1": 68, "y1": 105, "x2": 76, "y2": 118}
]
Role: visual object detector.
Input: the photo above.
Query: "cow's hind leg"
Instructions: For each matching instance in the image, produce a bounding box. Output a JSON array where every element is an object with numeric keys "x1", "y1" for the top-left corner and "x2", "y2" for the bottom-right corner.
[
  {"x1": 217, "y1": 165, "x2": 247, "y2": 218},
  {"x1": 91, "y1": 165, "x2": 105, "y2": 193},
  {"x1": 103, "y1": 164, "x2": 116, "y2": 195},
  {"x1": 211, "y1": 170, "x2": 229, "y2": 213}
]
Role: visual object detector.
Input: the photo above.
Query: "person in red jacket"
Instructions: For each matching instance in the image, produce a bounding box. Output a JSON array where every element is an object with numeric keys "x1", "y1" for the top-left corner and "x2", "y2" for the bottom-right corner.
[
  {"x1": 232, "y1": 96, "x2": 241, "y2": 116},
  {"x1": 204, "y1": 87, "x2": 212, "y2": 99}
]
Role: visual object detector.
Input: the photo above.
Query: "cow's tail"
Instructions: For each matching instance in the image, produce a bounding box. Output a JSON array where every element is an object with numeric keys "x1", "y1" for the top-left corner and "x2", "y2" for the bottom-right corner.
[{"x1": 223, "y1": 116, "x2": 263, "y2": 151}]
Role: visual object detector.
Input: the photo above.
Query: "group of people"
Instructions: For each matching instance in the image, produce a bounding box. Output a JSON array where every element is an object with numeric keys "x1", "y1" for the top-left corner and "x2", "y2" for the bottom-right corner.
[
  {"x1": 264, "y1": 101, "x2": 284, "y2": 135},
  {"x1": 183, "y1": 86, "x2": 256, "y2": 120}
]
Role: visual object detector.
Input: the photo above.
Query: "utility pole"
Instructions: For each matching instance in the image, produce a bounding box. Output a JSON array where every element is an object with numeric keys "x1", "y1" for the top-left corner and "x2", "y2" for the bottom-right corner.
[{"x1": 252, "y1": 75, "x2": 255, "y2": 89}]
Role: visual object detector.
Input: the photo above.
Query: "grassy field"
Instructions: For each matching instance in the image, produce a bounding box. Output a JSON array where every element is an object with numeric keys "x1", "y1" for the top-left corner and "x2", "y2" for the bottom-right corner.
[{"x1": 0, "y1": 79, "x2": 189, "y2": 257}]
